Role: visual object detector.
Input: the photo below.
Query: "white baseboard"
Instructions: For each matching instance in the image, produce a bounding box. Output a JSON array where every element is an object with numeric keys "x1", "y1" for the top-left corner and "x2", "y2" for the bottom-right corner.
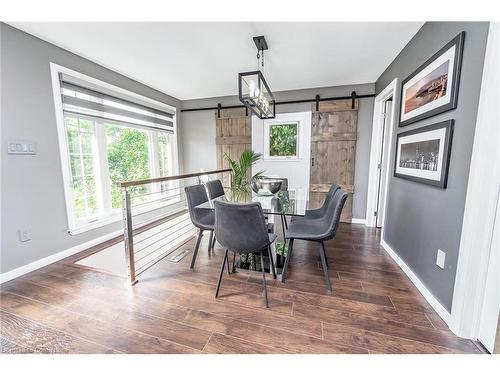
[
  {"x1": 351, "y1": 218, "x2": 367, "y2": 225},
  {"x1": 380, "y1": 239, "x2": 452, "y2": 326},
  {"x1": 0, "y1": 229, "x2": 122, "y2": 284}
]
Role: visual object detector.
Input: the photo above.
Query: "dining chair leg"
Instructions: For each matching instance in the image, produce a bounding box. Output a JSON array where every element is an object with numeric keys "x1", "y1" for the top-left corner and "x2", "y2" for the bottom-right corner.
[
  {"x1": 211, "y1": 235, "x2": 216, "y2": 251},
  {"x1": 226, "y1": 254, "x2": 231, "y2": 275},
  {"x1": 267, "y1": 245, "x2": 276, "y2": 279},
  {"x1": 215, "y1": 249, "x2": 229, "y2": 298},
  {"x1": 208, "y1": 230, "x2": 214, "y2": 252},
  {"x1": 280, "y1": 216, "x2": 286, "y2": 240},
  {"x1": 260, "y1": 251, "x2": 269, "y2": 308},
  {"x1": 190, "y1": 229, "x2": 203, "y2": 269},
  {"x1": 283, "y1": 216, "x2": 288, "y2": 230},
  {"x1": 319, "y1": 241, "x2": 332, "y2": 292},
  {"x1": 232, "y1": 251, "x2": 237, "y2": 273},
  {"x1": 281, "y1": 238, "x2": 294, "y2": 283}
]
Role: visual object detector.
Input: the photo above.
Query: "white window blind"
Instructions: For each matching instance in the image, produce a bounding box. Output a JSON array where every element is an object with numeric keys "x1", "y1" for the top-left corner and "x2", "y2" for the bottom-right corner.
[{"x1": 59, "y1": 73, "x2": 174, "y2": 133}]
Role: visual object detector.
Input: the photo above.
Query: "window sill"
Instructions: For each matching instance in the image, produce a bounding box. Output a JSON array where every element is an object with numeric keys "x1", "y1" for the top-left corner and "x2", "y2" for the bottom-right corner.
[
  {"x1": 67, "y1": 197, "x2": 183, "y2": 236},
  {"x1": 68, "y1": 215, "x2": 121, "y2": 235},
  {"x1": 263, "y1": 156, "x2": 302, "y2": 162}
]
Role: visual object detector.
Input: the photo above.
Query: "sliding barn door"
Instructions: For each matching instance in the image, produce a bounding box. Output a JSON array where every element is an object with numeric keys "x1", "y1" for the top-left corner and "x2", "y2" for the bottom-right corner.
[
  {"x1": 309, "y1": 100, "x2": 358, "y2": 222},
  {"x1": 215, "y1": 108, "x2": 252, "y2": 187}
]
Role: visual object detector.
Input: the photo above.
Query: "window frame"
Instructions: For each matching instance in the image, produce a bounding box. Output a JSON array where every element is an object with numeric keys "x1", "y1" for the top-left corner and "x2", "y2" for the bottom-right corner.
[
  {"x1": 263, "y1": 120, "x2": 300, "y2": 160},
  {"x1": 50, "y1": 63, "x2": 179, "y2": 235}
]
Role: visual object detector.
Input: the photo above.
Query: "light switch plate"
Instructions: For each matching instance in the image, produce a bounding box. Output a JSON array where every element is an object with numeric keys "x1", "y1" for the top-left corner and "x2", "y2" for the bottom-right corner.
[
  {"x1": 8, "y1": 141, "x2": 36, "y2": 155},
  {"x1": 436, "y1": 249, "x2": 446, "y2": 269}
]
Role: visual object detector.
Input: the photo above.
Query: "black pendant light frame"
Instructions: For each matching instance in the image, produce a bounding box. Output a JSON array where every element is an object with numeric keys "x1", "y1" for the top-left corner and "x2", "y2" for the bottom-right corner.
[
  {"x1": 238, "y1": 36, "x2": 276, "y2": 119},
  {"x1": 238, "y1": 70, "x2": 276, "y2": 119}
]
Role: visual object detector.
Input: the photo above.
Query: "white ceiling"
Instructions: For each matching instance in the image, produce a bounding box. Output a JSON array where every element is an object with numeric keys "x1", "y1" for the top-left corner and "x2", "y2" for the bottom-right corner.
[{"x1": 11, "y1": 22, "x2": 423, "y2": 100}]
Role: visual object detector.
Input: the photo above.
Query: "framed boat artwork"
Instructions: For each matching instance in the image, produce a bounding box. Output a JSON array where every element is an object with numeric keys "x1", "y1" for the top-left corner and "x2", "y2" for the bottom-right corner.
[{"x1": 399, "y1": 32, "x2": 465, "y2": 127}]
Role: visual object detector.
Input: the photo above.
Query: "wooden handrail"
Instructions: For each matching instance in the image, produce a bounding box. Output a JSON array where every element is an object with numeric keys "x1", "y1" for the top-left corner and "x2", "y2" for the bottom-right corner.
[{"x1": 120, "y1": 168, "x2": 232, "y2": 188}]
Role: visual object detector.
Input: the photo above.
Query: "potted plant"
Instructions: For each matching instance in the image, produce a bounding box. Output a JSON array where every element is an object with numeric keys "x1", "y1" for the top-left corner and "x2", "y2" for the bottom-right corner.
[{"x1": 224, "y1": 149, "x2": 263, "y2": 195}]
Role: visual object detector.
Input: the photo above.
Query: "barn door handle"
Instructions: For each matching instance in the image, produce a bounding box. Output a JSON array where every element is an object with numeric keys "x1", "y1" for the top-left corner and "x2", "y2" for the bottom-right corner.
[{"x1": 311, "y1": 158, "x2": 315, "y2": 167}]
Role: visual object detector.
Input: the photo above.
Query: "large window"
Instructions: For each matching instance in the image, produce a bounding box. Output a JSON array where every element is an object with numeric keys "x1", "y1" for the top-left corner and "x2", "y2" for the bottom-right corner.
[{"x1": 52, "y1": 64, "x2": 178, "y2": 234}]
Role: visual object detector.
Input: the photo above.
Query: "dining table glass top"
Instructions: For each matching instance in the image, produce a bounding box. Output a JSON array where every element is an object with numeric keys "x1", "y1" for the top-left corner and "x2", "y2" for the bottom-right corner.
[{"x1": 195, "y1": 188, "x2": 308, "y2": 217}]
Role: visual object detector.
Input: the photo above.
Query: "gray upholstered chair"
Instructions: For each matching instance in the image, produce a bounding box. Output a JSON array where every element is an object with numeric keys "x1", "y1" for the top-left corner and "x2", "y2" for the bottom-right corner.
[
  {"x1": 214, "y1": 200, "x2": 277, "y2": 307},
  {"x1": 206, "y1": 179, "x2": 225, "y2": 199},
  {"x1": 185, "y1": 184, "x2": 216, "y2": 269},
  {"x1": 282, "y1": 189, "x2": 348, "y2": 292},
  {"x1": 291, "y1": 183, "x2": 340, "y2": 223}
]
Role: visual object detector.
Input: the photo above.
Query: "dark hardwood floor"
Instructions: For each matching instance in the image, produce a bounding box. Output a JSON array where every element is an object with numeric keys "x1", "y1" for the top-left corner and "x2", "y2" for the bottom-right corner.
[{"x1": 0, "y1": 224, "x2": 482, "y2": 354}]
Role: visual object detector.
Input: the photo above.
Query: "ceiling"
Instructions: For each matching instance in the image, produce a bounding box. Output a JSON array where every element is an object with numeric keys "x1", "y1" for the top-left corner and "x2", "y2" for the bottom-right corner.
[{"x1": 11, "y1": 22, "x2": 423, "y2": 100}]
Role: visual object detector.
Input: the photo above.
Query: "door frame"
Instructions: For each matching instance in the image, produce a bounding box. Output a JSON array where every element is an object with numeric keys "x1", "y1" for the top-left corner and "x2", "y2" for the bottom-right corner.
[
  {"x1": 450, "y1": 22, "x2": 500, "y2": 340},
  {"x1": 365, "y1": 78, "x2": 398, "y2": 229}
]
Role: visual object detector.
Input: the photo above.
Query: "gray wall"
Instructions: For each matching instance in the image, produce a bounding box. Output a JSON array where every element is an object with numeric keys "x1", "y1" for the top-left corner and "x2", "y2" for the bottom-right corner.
[
  {"x1": 375, "y1": 22, "x2": 489, "y2": 311},
  {"x1": 181, "y1": 83, "x2": 375, "y2": 220},
  {"x1": 0, "y1": 24, "x2": 183, "y2": 274}
]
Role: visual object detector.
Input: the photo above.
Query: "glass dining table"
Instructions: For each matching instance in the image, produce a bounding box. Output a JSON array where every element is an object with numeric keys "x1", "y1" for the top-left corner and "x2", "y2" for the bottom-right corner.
[{"x1": 195, "y1": 188, "x2": 309, "y2": 277}]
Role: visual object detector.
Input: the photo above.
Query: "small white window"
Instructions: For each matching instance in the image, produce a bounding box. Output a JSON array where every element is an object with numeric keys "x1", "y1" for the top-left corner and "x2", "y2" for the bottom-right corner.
[
  {"x1": 51, "y1": 64, "x2": 178, "y2": 234},
  {"x1": 263, "y1": 121, "x2": 299, "y2": 159}
]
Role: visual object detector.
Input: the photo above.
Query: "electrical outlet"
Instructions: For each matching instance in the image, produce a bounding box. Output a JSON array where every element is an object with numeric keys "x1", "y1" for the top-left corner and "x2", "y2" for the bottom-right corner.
[
  {"x1": 436, "y1": 249, "x2": 446, "y2": 269},
  {"x1": 18, "y1": 230, "x2": 31, "y2": 242}
]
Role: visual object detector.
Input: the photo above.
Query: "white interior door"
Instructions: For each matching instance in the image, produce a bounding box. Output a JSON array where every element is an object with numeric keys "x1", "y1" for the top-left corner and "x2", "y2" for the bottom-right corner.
[
  {"x1": 251, "y1": 111, "x2": 312, "y2": 200},
  {"x1": 375, "y1": 99, "x2": 392, "y2": 228},
  {"x1": 478, "y1": 190, "x2": 500, "y2": 353}
]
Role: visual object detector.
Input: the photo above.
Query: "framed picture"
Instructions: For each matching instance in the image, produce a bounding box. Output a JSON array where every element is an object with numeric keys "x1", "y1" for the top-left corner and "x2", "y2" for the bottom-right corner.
[
  {"x1": 399, "y1": 32, "x2": 465, "y2": 127},
  {"x1": 394, "y1": 120, "x2": 454, "y2": 188},
  {"x1": 263, "y1": 120, "x2": 300, "y2": 160}
]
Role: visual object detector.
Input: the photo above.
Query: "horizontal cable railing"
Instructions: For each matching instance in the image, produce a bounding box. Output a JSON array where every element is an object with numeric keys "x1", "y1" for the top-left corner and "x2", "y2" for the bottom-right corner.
[{"x1": 121, "y1": 168, "x2": 232, "y2": 285}]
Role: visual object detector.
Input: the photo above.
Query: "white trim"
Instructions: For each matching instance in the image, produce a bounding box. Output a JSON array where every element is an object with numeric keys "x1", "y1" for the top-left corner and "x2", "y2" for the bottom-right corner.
[
  {"x1": 366, "y1": 79, "x2": 398, "y2": 228},
  {"x1": 50, "y1": 63, "x2": 77, "y2": 232},
  {"x1": 450, "y1": 23, "x2": 500, "y2": 339},
  {"x1": 0, "y1": 229, "x2": 122, "y2": 284},
  {"x1": 381, "y1": 239, "x2": 452, "y2": 325},
  {"x1": 351, "y1": 218, "x2": 367, "y2": 225}
]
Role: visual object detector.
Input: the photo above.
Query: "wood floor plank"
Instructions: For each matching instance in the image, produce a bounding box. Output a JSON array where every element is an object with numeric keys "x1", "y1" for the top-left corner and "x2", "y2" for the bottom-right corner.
[
  {"x1": 0, "y1": 337, "x2": 33, "y2": 354},
  {"x1": 183, "y1": 309, "x2": 368, "y2": 354},
  {"x1": 0, "y1": 292, "x2": 199, "y2": 354},
  {"x1": 65, "y1": 297, "x2": 211, "y2": 351},
  {"x1": 322, "y1": 322, "x2": 464, "y2": 354},
  {"x1": 292, "y1": 303, "x2": 479, "y2": 353},
  {"x1": 20, "y1": 270, "x2": 323, "y2": 340},
  {"x1": 1, "y1": 223, "x2": 481, "y2": 354},
  {"x1": 263, "y1": 288, "x2": 433, "y2": 328},
  {"x1": 0, "y1": 310, "x2": 116, "y2": 353},
  {"x1": 203, "y1": 333, "x2": 288, "y2": 354}
]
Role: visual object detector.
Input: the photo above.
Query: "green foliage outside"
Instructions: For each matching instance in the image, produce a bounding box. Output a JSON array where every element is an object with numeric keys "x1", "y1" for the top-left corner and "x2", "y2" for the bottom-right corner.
[
  {"x1": 269, "y1": 124, "x2": 298, "y2": 157},
  {"x1": 106, "y1": 125, "x2": 151, "y2": 208}
]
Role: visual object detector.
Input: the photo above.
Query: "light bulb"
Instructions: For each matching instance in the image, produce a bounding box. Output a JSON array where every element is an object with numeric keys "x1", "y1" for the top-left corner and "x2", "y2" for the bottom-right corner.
[{"x1": 248, "y1": 80, "x2": 256, "y2": 98}]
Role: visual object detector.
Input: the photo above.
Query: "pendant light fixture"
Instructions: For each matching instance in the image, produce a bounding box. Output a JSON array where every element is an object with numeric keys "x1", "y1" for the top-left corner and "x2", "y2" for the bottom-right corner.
[{"x1": 238, "y1": 36, "x2": 276, "y2": 119}]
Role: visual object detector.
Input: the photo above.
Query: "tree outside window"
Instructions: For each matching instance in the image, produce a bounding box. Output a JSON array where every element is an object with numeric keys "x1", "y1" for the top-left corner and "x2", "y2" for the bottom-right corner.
[{"x1": 268, "y1": 123, "x2": 298, "y2": 157}]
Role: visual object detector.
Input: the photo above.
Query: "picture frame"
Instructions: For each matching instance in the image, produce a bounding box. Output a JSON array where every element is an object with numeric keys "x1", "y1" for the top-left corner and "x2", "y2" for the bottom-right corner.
[
  {"x1": 399, "y1": 32, "x2": 465, "y2": 127},
  {"x1": 263, "y1": 120, "x2": 300, "y2": 160},
  {"x1": 394, "y1": 120, "x2": 454, "y2": 188}
]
